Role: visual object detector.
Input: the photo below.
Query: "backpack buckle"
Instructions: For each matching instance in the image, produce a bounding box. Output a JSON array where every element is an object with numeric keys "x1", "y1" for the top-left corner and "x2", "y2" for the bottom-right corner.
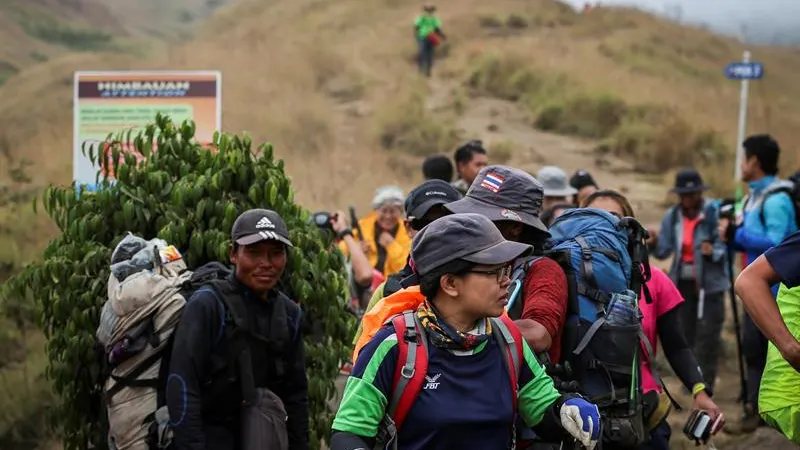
[
  {"x1": 581, "y1": 247, "x2": 592, "y2": 260},
  {"x1": 400, "y1": 366, "x2": 415, "y2": 378}
]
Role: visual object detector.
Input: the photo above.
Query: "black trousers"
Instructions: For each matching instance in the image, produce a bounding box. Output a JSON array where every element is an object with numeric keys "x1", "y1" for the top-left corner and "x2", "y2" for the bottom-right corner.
[
  {"x1": 742, "y1": 311, "x2": 768, "y2": 408},
  {"x1": 676, "y1": 279, "x2": 725, "y2": 392}
]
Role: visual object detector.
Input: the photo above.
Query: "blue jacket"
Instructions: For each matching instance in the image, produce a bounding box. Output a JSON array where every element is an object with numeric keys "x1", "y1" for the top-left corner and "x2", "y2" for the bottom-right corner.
[
  {"x1": 733, "y1": 176, "x2": 798, "y2": 266},
  {"x1": 652, "y1": 199, "x2": 730, "y2": 294},
  {"x1": 733, "y1": 176, "x2": 798, "y2": 296}
]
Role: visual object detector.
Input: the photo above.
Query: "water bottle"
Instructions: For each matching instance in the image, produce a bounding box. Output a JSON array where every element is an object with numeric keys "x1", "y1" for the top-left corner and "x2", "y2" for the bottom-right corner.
[{"x1": 605, "y1": 289, "x2": 640, "y2": 326}]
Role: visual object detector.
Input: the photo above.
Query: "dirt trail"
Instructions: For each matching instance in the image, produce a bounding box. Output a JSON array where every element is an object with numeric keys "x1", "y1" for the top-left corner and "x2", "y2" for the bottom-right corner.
[{"x1": 453, "y1": 96, "x2": 667, "y2": 226}]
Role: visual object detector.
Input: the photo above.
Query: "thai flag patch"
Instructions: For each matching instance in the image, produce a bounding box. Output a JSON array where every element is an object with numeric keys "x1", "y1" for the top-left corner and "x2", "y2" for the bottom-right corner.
[{"x1": 480, "y1": 172, "x2": 505, "y2": 193}]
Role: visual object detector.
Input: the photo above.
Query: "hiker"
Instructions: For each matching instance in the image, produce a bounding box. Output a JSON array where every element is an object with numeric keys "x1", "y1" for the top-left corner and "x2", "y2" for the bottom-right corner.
[
  {"x1": 735, "y1": 230, "x2": 800, "y2": 444},
  {"x1": 343, "y1": 186, "x2": 411, "y2": 278},
  {"x1": 538, "y1": 166, "x2": 578, "y2": 211},
  {"x1": 331, "y1": 213, "x2": 601, "y2": 450},
  {"x1": 451, "y1": 140, "x2": 489, "y2": 195},
  {"x1": 719, "y1": 134, "x2": 799, "y2": 432},
  {"x1": 541, "y1": 202, "x2": 575, "y2": 227},
  {"x1": 413, "y1": 4, "x2": 446, "y2": 77},
  {"x1": 583, "y1": 191, "x2": 723, "y2": 449},
  {"x1": 166, "y1": 209, "x2": 308, "y2": 450},
  {"x1": 647, "y1": 168, "x2": 729, "y2": 391},
  {"x1": 444, "y1": 165, "x2": 571, "y2": 375},
  {"x1": 352, "y1": 179, "x2": 462, "y2": 347},
  {"x1": 422, "y1": 153, "x2": 454, "y2": 182},
  {"x1": 351, "y1": 180, "x2": 461, "y2": 352},
  {"x1": 570, "y1": 169, "x2": 599, "y2": 206},
  {"x1": 312, "y1": 210, "x2": 377, "y2": 312}
]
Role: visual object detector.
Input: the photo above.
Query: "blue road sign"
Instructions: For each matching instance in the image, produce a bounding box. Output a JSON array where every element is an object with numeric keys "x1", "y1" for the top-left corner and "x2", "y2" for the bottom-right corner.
[{"x1": 725, "y1": 62, "x2": 765, "y2": 80}]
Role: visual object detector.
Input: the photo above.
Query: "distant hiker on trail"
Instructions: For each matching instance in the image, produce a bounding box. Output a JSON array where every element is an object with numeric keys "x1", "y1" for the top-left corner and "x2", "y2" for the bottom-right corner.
[
  {"x1": 351, "y1": 179, "x2": 462, "y2": 350},
  {"x1": 584, "y1": 191, "x2": 724, "y2": 450},
  {"x1": 719, "y1": 134, "x2": 799, "y2": 433},
  {"x1": 167, "y1": 209, "x2": 308, "y2": 450},
  {"x1": 451, "y1": 140, "x2": 488, "y2": 195},
  {"x1": 422, "y1": 153, "x2": 454, "y2": 182},
  {"x1": 569, "y1": 169, "x2": 599, "y2": 206},
  {"x1": 538, "y1": 166, "x2": 578, "y2": 211},
  {"x1": 735, "y1": 230, "x2": 800, "y2": 444},
  {"x1": 331, "y1": 213, "x2": 601, "y2": 450},
  {"x1": 648, "y1": 168, "x2": 730, "y2": 392},
  {"x1": 341, "y1": 186, "x2": 411, "y2": 278},
  {"x1": 414, "y1": 4, "x2": 446, "y2": 77}
]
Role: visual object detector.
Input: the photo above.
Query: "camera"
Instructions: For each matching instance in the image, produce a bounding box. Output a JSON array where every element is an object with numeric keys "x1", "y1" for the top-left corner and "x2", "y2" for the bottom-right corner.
[
  {"x1": 311, "y1": 211, "x2": 334, "y2": 231},
  {"x1": 682, "y1": 409, "x2": 721, "y2": 445}
]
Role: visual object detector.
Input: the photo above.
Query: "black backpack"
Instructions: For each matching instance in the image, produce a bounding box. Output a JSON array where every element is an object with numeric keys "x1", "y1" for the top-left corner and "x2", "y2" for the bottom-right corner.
[{"x1": 755, "y1": 175, "x2": 800, "y2": 230}]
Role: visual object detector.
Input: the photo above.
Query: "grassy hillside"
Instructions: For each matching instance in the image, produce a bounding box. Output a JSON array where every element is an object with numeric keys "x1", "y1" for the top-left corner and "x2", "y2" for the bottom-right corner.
[
  {"x1": 0, "y1": 0, "x2": 238, "y2": 87},
  {"x1": 1, "y1": 0, "x2": 800, "y2": 446}
]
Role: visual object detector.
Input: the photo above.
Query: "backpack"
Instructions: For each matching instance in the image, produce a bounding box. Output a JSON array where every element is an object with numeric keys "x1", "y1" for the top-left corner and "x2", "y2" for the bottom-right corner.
[
  {"x1": 375, "y1": 310, "x2": 524, "y2": 449},
  {"x1": 100, "y1": 260, "x2": 292, "y2": 450},
  {"x1": 755, "y1": 175, "x2": 800, "y2": 230},
  {"x1": 544, "y1": 208, "x2": 655, "y2": 449}
]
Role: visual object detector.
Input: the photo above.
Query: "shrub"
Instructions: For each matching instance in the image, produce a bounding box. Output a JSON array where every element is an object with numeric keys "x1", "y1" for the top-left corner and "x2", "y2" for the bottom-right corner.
[
  {"x1": 506, "y1": 13, "x2": 530, "y2": 29},
  {"x1": 534, "y1": 93, "x2": 627, "y2": 138},
  {"x1": 489, "y1": 140, "x2": 515, "y2": 164},
  {"x1": 477, "y1": 14, "x2": 504, "y2": 29},
  {"x1": 376, "y1": 88, "x2": 459, "y2": 157},
  {"x1": 0, "y1": 114, "x2": 354, "y2": 450},
  {"x1": 466, "y1": 52, "x2": 572, "y2": 104}
]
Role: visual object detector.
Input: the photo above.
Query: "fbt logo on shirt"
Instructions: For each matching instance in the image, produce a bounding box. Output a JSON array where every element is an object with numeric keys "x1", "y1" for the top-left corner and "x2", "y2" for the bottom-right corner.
[{"x1": 423, "y1": 373, "x2": 441, "y2": 390}]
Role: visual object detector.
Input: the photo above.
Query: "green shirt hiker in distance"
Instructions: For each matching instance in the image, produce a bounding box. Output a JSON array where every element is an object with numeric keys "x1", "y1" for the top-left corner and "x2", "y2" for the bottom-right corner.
[{"x1": 415, "y1": 14, "x2": 442, "y2": 39}]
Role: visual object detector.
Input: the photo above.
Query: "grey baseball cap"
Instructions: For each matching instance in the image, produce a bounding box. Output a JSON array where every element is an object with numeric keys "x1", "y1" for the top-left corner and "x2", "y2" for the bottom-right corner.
[
  {"x1": 411, "y1": 213, "x2": 532, "y2": 276},
  {"x1": 444, "y1": 165, "x2": 549, "y2": 234},
  {"x1": 231, "y1": 209, "x2": 293, "y2": 247},
  {"x1": 538, "y1": 165, "x2": 578, "y2": 197}
]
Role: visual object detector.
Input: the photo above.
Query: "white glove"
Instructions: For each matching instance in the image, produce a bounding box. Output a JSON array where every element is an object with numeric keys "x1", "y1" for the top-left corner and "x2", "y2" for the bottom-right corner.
[{"x1": 560, "y1": 398, "x2": 601, "y2": 450}]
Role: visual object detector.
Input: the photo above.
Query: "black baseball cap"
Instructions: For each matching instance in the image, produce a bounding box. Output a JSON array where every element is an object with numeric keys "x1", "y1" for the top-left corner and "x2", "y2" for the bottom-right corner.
[
  {"x1": 412, "y1": 213, "x2": 532, "y2": 276},
  {"x1": 231, "y1": 209, "x2": 293, "y2": 247},
  {"x1": 444, "y1": 165, "x2": 549, "y2": 234},
  {"x1": 570, "y1": 169, "x2": 598, "y2": 191},
  {"x1": 405, "y1": 179, "x2": 462, "y2": 220},
  {"x1": 669, "y1": 168, "x2": 709, "y2": 195}
]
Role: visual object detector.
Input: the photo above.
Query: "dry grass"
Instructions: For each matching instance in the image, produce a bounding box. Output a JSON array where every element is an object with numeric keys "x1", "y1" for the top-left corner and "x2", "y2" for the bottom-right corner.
[{"x1": 2, "y1": 0, "x2": 800, "y2": 261}]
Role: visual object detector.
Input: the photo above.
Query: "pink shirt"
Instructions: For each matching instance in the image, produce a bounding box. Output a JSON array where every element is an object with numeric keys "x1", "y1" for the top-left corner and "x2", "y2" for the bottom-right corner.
[{"x1": 639, "y1": 267, "x2": 684, "y2": 393}]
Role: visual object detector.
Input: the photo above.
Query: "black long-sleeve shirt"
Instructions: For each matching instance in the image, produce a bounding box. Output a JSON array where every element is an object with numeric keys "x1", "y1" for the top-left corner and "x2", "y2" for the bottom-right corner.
[{"x1": 166, "y1": 278, "x2": 309, "y2": 450}]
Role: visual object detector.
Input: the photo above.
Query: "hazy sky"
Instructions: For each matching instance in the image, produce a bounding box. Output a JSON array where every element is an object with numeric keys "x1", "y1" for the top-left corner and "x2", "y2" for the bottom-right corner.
[{"x1": 564, "y1": 0, "x2": 800, "y2": 38}]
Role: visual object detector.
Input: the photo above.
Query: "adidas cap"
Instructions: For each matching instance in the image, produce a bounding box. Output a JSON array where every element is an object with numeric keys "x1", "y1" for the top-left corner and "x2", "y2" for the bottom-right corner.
[{"x1": 231, "y1": 208, "x2": 293, "y2": 247}]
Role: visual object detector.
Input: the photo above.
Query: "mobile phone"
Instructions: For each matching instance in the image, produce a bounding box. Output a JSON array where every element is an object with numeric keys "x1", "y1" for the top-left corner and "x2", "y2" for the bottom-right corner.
[
  {"x1": 711, "y1": 413, "x2": 724, "y2": 435},
  {"x1": 505, "y1": 280, "x2": 522, "y2": 312}
]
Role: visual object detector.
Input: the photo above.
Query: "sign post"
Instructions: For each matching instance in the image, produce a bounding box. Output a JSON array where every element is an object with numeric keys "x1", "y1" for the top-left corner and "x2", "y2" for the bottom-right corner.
[
  {"x1": 73, "y1": 70, "x2": 222, "y2": 191},
  {"x1": 724, "y1": 53, "x2": 764, "y2": 194}
]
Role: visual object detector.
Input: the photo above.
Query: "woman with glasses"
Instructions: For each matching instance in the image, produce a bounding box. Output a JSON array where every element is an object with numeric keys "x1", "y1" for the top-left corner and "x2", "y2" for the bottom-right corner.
[
  {"x1": 332, "y1": 213, "x2": 602, "y2": 450},
  {"x1": 581, "y1": 190, "x2": 724, "y2": 450}
]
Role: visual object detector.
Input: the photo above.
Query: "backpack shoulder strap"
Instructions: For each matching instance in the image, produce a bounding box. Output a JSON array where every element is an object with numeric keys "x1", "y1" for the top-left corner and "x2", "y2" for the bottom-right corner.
[
  {"x1": 388, "y1": 311, "x2": 429, "y2": 431},
  {"x1": 759, "y1": 186, "x2": 795, "y2": 227},
  {"x1": 491, "y1": 315, "x2": 524, "y2": 414}
]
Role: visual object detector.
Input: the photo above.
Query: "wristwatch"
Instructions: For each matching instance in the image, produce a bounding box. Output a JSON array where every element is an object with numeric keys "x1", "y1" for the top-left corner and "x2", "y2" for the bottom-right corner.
[{"x1": 337, "y1": 228, "x2": 354, "y2": 240}]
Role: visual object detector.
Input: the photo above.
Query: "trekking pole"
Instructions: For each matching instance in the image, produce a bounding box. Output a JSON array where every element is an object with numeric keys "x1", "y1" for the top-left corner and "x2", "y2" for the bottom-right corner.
[{"x1": 727, "y1": 250, "x2": 748, "y2": 408}]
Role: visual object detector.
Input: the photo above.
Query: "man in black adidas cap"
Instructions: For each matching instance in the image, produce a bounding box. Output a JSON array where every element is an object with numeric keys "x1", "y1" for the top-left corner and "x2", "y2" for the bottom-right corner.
[
  {"x1": 168, "y1": 208, "x2": 309, "y2": 450},
  {"x1": 352, "y1": 179, "x2": 462, "y2": 345}
]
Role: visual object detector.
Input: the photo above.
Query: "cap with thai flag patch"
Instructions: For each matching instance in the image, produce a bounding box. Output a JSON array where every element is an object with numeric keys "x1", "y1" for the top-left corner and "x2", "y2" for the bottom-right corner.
[
  {"x1": 231, "y1": 208, "x2": 293, "y2": 247},
  {"x1": 479, "y1": 172, "x2": 505, "y2": 193},
  {"x1": 446, "y1": 165, "x2": 549, "y2": 234}
]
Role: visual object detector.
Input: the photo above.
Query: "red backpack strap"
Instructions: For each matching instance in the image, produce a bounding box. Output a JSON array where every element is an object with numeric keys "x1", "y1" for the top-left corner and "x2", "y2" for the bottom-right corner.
[
  {"x1": 387, "y1": 311, "x2": 429, "y2": 431},
  {"x1": 492, "y1": 315, "x2": 525, "y2": 413}
]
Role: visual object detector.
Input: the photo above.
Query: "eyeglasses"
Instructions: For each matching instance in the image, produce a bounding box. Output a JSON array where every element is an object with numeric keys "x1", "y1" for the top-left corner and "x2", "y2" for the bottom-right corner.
[{"x1": 468, "y1": 265, "x2": 513, "y2": 283}]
